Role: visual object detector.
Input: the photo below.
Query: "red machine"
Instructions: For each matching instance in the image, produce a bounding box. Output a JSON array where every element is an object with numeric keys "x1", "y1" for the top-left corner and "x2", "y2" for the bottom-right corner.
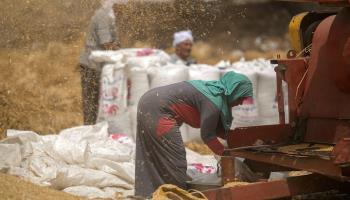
[{"x1": 204, "y1": 1, "x2": 350, "y2": 199}]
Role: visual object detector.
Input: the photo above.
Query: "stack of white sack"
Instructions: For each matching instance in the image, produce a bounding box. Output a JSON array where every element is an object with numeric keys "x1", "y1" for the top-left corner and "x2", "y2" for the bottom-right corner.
[
  {"x1": 90, "y1": 49, "x2": 286, "y2": 142},
  {"x1": 0, "y1": 122, "x2": 135, "y2": 199},
  {"x1": 0, "y1": 122, "x2": 217, "y2": 199}
]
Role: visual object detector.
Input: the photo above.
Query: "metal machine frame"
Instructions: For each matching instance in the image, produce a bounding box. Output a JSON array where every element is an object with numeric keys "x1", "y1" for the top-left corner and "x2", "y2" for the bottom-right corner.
[{"x1": 203, "y1": 1, "x2": 350, "y2": 199}]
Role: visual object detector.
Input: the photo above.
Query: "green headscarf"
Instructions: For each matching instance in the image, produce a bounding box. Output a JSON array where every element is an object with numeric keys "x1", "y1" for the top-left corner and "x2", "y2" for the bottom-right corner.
[{"x1": 188, "y1": 71, "x2": 253, "y2": 133}]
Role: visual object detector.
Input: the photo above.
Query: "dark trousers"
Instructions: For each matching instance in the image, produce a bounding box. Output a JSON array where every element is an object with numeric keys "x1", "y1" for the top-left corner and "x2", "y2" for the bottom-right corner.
[{"x1": 80, "y1": 65, "x2": 101, "y2": 125}]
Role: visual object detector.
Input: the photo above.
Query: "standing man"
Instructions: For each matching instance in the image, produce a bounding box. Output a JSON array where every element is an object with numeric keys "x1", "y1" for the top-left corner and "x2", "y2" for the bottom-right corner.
[
  {"x1": 170, "y1": 30, "x2": 196, "y2": 66},
  {"x1": 79, "y1": 0, "x2": 125, "y2": 125}
]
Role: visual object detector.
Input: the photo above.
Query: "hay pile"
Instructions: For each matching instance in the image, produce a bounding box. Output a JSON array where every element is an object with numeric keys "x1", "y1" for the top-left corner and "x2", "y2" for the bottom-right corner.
[
  {"x1": 0, "y1": 42, "x2": 83, "y2": 138},
  {"x1": 0, "y1": 172, "x2": 84, "y2": 200}
]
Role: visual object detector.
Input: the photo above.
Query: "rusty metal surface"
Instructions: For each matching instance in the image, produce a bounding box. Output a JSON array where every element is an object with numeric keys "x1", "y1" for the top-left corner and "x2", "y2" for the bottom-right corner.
[
  {"x1": 203, "y1": 174, "x2": 347, "y2": 200},
  {"x1": 274, "y1": 58, "x2": 308, "y2": 125},
  {"x1": 229, "y1": 149, "x2": 349, "y2": 180},
  {"x1": 227, "y1": 124, "x2": 293, "y2": 148},
  {"x1": 304, "y1": 118, "x2": 350, "y2": 144},
  {"x1": 220, "y1": 156, "x2": 236, "y2": 185},
  {"x1": 275, "y1": 65, "x2": 286, "y2": 124},
  {"x1": 329, "y1": 8, "x2": 350, "y2": 93},
  {"x1": 301, "y1": 13, "x2": 350, "y2": 119},
  {"x1": 217, "y1": 6, "x2": 350, "y2": 199},
  {"x1": 331, "y1": 137, "x2": 350, "y2": 165}
]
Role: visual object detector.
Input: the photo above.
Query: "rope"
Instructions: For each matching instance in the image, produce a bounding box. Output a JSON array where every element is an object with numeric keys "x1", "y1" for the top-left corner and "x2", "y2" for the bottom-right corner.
[
  {"x1": 152, "y1": 184, "x2": 208, "y2": 200},
  {"x1": 296, "y1": 44, "x2": 312, "y2": 57}
]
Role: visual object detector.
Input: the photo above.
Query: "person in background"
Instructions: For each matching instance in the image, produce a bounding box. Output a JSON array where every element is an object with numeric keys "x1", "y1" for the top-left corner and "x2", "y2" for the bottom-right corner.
[
  {"x1": 79, "y1": 0, "x2": 126, "y2": 125},
  {"x1": 135, "y1": 71, "x2": 253, "y2": 197},
  {"x1": 170, "y1": 30, "x2": 196, "y2": 66}
]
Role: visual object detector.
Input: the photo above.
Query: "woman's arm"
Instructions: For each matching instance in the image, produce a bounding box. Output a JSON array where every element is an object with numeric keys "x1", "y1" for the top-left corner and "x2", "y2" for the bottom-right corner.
[{"x1": 199, "y1": 104, "x2": 225, "y2": 155}]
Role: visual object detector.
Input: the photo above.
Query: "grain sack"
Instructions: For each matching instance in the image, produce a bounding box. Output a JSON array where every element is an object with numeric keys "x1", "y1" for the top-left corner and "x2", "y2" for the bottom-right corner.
[
  {"x1": 89, "y1": 51, "x2": 124, "y2": 63},
  {"x1": 128, "y1": 68, "x2": 149, "y2": 106},
  {"x1": 257, "y1": 69, "x2": 279, "y2": 125},
  {"x1": 225, "y1": 67, "x2": 260, "y2": 128},
  {"x1": 89, "y1": 139, "x2": 134, "y2": 163},
  {"x1": 189, "y1": 64, "x2": 221, "y2": 81},
  {"x1": 180, "y1": 124, "x2": 190, "y2": 142},
  {"x1": 186, "y1": 125, "x2": 202, "y2": 142},
  {"x1": 97, "y1": 63, "x2": 132, "y2": 135},
  {"x1": 50, "y1": 165, "x2": 133, "y2": 190},
  {"x1": 128, "y1": 105, "x2": 138, "y2": 140},
  {"x1": 52, "y1": 137, "x2": 89, "y2": 165},
  {"x1": 148, "y1": 63, "x2": 189, "y2": 88},
  {"x1": 0, "y1": 144, "x2": 21, "y2": 169},
  {"x1": 97, "y1": 63, "x2": 128, "y2": 122},
  {"x1": 282, "y1": 80, "x2": 289, "y2": 123},
  {"x1": 86, "y1": 157, "x2": 135, "y2": 184},
  {"x1": 107, "y1": 110, "x2": 132, "y2": 138}
]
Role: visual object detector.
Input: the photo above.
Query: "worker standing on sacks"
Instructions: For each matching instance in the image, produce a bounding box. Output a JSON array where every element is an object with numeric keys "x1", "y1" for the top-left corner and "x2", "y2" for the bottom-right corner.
[
  {"x1": 170, "y1": 30, "x2": 197, "y2": 66},
  {"x1": 135, "y1": 71, "x2": 253, "y2": 197},
  {"x1": 79, "y1": 0, "x2": 127, "y2": 125}
]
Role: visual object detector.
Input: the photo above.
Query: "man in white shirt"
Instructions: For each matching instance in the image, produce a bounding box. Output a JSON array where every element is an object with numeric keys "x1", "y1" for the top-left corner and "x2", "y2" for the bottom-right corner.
[{"x1": 170, "y1": 30, "x2": 196, "y2": 66}]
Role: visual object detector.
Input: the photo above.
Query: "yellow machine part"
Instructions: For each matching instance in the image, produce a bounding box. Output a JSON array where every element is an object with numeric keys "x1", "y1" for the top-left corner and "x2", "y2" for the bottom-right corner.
[{"x1": 289, "y1": 12, "x2": 308, "y2": 53}]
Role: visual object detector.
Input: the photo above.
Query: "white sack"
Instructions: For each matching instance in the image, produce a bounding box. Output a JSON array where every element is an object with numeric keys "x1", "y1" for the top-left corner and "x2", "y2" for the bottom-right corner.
[
  {"x1": 186, "y1": 125, "x2": 202, "y2": 142},
  {"x1": 189, "y1": 64, "x2": 221, "y2": 81},
  {"x1": 6, "y1": 130, "x2": 40, "y2": 143},
  {"x1": 225, "y1": 68, "x2": 260, "y2": 128},
  {"x1": 50, "y1": 165, "x2": 133, "y2": 190},
  {"x1": 52, "y1": 137, "x2": 89, "y2": 165},
  {"x1": 58, "y1": 122, "x2": 109, "y2": 144},
  {"x1": 86, "y1": 157, "x2": 135, "y2": 184},
  {"x1": 257, "y1": 69, "x2": 279, "y2": 125},
  {"x1": 2, "y1": 130, "x2": 41, "y2": 159},
  {"x1": 180, "y1": 124, "x2": 189, "y2": 143},
  {"x1": 185, "y1": 148, "x2": 217, "y2": 168},
  {"x1": 97, "y1": 63, "x2": 128, "y2": 123},
  {"x1": 89, "y1": 51, "x2": 124, "y2": 63},
  {"x1": 148, "y1": 63, "x2": 189, "y2": 88},
  {"x1": 107, "y1": 110, "x2": 132, "y2": 137},
  {"x1": 28, "y1": 155, "x2": 58, "y2": 181},
  {"x1": 128, "y1": 68, "x2": 149, "y2": 106},
  {"x1": 0, "y1": 144, "x2": 21, "y2": 169},
  {"x1": 127, "y1": 55, "x2": 168, "y2": 69},
  {"x1": 89, "y1": 139, "x2": 134, "y2": 162},
  {"x1": 7, "y1": 166, "x2": 49, "y2": 186},
  {"x1": 129, "y1": 105, "x2": 138, "y2": 140}
]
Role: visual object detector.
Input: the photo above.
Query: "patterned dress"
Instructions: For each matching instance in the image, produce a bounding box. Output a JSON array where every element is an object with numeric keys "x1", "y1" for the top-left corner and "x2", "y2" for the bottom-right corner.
[{"x1": 135, "y1": 81, "x2": 225, "y2": 197}]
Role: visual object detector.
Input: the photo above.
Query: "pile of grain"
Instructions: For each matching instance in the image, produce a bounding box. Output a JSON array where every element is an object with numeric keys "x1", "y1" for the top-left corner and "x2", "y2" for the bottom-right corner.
[
  {"x1": 0, "y1": 42, "x2": 83, "y2": 138},
  {"x1": 0, "y1": 172, "x2": 84, "y2": 200},
  {"x1": 223, "y1": 181, "x2": 250, "y2": 188},
  {"x1": 185, "y1": 142, "x2": 214, "y2": 155}
]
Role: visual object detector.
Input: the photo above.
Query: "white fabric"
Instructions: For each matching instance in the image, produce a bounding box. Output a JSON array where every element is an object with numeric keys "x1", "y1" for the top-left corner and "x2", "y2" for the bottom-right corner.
[
  {"x1": 0, "y1": 144, "x2": 21, "y2": 169},
  {"x1": 50, "y1": 165, "x2": 133, "y2": 190},
  {"x1": 129, "y1": 105, "x2": 138, "y2": 140},
  {"x1": 173, "y1": 30, "x2": 194, "y2": 47},
  {"x1": 189, "y1": 64, "x2": 221, "y2": 81},
  {"x1": 148, "y1": 63, "x2": 189, "y2": 88},
  {"x1": 0, "y1": 122, "x2": 135, "y2": 199},
  {"x1": 128, "y1": 68, "x2": 149, "y2": 106}
]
